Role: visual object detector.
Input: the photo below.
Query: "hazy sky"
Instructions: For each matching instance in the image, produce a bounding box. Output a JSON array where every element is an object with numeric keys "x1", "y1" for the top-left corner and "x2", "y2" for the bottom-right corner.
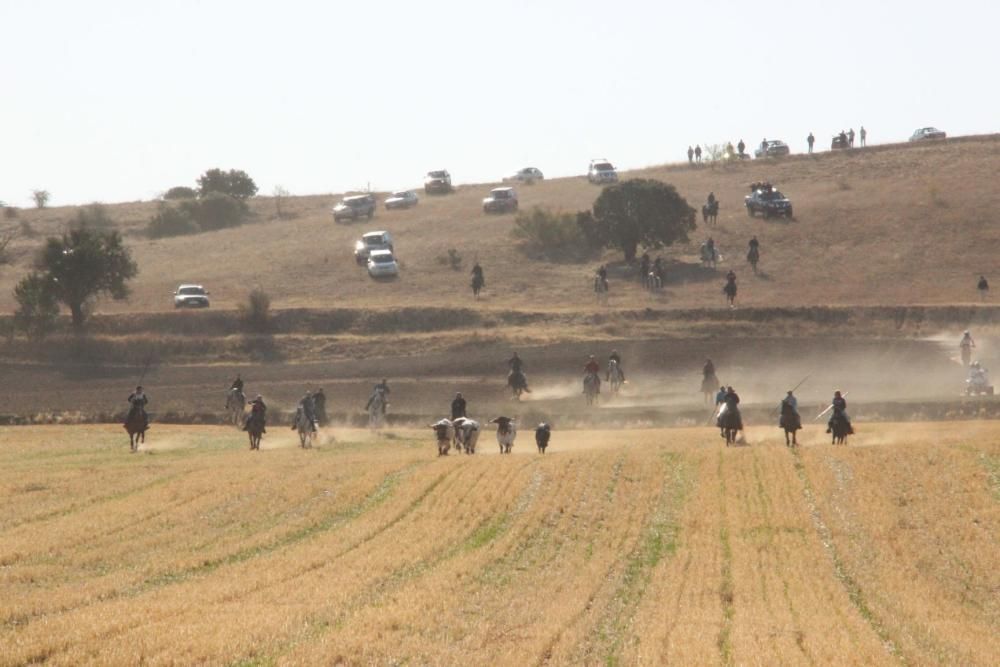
[{"x1": 2, "y1": 0, "x2": 996, "y2": 207}]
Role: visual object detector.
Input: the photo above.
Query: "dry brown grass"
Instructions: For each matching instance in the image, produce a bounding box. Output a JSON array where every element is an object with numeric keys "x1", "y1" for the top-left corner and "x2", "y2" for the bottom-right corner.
[
  {"x1": 1, "y1": 136, "x2": 999, "y2": 316},
  {"x1": 1, "y1": 422, "x2": 997, "y2": 665}
]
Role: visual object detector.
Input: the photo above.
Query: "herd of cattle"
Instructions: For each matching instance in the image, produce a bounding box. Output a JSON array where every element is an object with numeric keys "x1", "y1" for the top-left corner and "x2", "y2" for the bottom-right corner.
[{"x1": 430, "y1": 416, "x2": 550, "y2": 456}]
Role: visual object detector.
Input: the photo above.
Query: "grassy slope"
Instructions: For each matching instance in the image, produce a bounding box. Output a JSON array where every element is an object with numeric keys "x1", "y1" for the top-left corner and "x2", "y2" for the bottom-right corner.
[
  {"x1": 0, "y1": 424, "x2": 997, "y2": 665},
  {"x1": 2, "y1": 135, "x2": 998, "y2": 315}
]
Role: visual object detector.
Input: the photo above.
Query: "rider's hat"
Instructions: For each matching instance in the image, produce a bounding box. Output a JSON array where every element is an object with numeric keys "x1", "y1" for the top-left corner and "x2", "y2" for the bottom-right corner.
[
  {"x1": 255, "y1": 394, "x2": 262, "y2": 400},
  {"x1": 787, "y1": 390, "x2": 793, "y2": 395},
  {"x1": 964, "y1": 330, "x2": 970, "y2": 335},
  {"x1": 834, "y1": 390, "x2": 842, "y2": 396},
  {"x1": 136, "y1": 385, "x2": 143, "y2": 390},
  {"x1": 456, "y1": 392, "x2": 463, "y2": 397}
]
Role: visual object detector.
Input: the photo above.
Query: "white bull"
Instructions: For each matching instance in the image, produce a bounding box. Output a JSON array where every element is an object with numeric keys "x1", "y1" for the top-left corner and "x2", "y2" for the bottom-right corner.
[
  {"x1": 491, "y1": 416, "x2": 517, "y2": 454},
  {"x1": 452, "y1": 417, "x2": 481, "y2": 455}
]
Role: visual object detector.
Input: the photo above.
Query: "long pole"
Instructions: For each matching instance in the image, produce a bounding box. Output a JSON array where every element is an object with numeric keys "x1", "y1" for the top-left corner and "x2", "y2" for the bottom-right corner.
[
  {"x1": 814, "y1": 391, "x2": 848, "y2": 421},
  {"x1": 771, "y1": 375, "x2": 810, "y2": 416}
]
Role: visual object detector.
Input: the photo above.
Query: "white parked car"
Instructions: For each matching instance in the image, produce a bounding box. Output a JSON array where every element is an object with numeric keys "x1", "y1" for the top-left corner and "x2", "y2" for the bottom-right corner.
[
  {"x1": 587, "y1": 159, "x2": 618, "y2": 184},
  {"x1": 504, "y1": 167, "x2": 544, "y2": 184},
  {"x1": 384, "y1": 190, "x2": 418, "y2": 210},
  {"x1": 909, "y1": 127, "x2": 946, "y2": 141},
  {"x1": 483, "y1": 187, "x2": 519, "y2": 213},
  {"x1": 354, "y1": 230, "x2": 394, "y2": 264},
  {"x1": 367, "y1": 249, "x2": 399, "y2": 278},
  {"x1": 174, "y1": 284, "x2": 210, "y2": 308}
]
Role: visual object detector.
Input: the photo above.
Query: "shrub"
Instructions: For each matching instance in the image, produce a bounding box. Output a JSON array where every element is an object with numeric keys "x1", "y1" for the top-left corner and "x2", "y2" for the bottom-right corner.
[
  {"x1": 5, "y1": 206, "x2": 19, "y2": 220},
  {"x1": 511, "y1": 207, "x2": 599, "y2": 261},
  {"x1": 71, "y1": 203, "x2": 115, "y2": 230},
  {"x1": 148, "y1": 204, "x2": 200, "y2": 238},
  {"x1": 184, "y1": 192, "x2": 248, "y2": 231},
  {"x1": 32, "y1": 190, "x2": 50, "y2": 209},
  {"x1": 240, "y1": 288, "x2": 271, "y2": 331},
  {"x1": 13, "y1": 272, "x2": 60, "y2": 340},
  {"x1": 197, "y1": 169, "x2": 258, "y2": 199},
  {"x1": 163, "y1": 186, "x2": 198, "y2": 200}
]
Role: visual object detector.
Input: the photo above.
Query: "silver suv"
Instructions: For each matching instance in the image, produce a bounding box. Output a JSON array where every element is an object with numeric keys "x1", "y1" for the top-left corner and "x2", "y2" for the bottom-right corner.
[
  {"x1": 424, "y1": 170, "x2": 452, "y2": 194},
  {"x1": 333, "y1": 194, "x2": 376, "y2": 222},
  {"x1": 588, "y1": 159, "x2": 618, "y2": 184}
]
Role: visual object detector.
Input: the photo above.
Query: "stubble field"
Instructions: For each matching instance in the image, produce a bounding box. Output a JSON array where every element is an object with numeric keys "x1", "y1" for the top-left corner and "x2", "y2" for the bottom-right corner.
[{"x1": 2, "y1": 422, "x2": 997, "y2": 665}]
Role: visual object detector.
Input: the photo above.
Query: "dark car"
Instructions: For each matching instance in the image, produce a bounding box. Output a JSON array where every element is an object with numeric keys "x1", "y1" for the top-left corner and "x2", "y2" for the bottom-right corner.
[
  {"x1": 745, "y1": 184, "x2": 793, "y2": 218},
  {"x1": 831, "y1": 134, "x2": 850, "y2": 150}
]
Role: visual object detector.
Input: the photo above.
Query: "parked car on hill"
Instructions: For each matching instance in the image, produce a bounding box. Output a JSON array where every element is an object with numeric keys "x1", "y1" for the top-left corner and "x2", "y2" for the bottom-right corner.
[
  {"x1": 424, "y1": 170, "x2": 452, "y2": 194},
  {"x1": 587, "y1": 159, "x2": 618, "y2": 184},
  {"x1": 333, "y1": 194, "x2": 376, "y2": 222},
  {"x1": 754, "y1": 140, "x2": 791, "y2": 158},
  {"x1": 384, "y1": 190, "x2": 418, "y2": 210},
  {"x1": 504, "y1": 167, "x2": 544, "y2": 184},
  {"x1": 354, "y1": 230, "x2": 394, "y2": 264},
  {"x1": 174, "y1": 284, "x2": 210, "y2": 308},
  {"x1": 745, "y1": 184, "x2": 793, "y2": 218},
  {"x1": 831, "y1": 134, "x2": 850, "y2": 150},
  {"x1": 909, "y1": 127, "x2": 946, "y2": 141},
  {"x1": 367, "y1": 249, "x2": 399, "y2": 278},
  {"x1": 483, "y1": 187, "x2": 518, "y2": 213}
]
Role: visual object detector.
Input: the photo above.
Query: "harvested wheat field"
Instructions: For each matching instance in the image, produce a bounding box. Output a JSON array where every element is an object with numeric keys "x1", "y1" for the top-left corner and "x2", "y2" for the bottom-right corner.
[{"x1": 2, "y1": 423, "x2": 997, "y2": 666}]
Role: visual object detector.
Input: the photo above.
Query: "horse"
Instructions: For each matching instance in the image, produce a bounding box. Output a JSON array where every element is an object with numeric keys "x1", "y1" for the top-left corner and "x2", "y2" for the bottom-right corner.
[
  {"x1": 583, "y1": 372, "x2": 601, "y2": 406},
  {"x1": 491, "y1": 416, "x2": 517, "y2": 454},
  {"x1": 594, "y1": 275, "x2": 609, "y2": 304},
  {"x1": 225, "y1": 388, "x2": 246, "y2": 427},
  {"x1": 829, "y1": 412, "x2": 852, "y2": 445},
  {"x1": 607, "y1": 359, "x2": 624, "y2": 396},
  {"x1": 717, "y1": 403, "x2": 743, "y2": 447},
  {"x1": 246, "y1": 412, "x2": 265, "y2": 450},
  {"x1": 452, "y1": 417, "x2": 480, "y2": 454},
  {"x1": 508, "y1": 370, "x2": 528, "y2": 401},
  {"x1": 292, "y1": 408, "x2": 316, "y2": 448},
  {"x1": 702, "y1": 200, "x2": 719, "y2": 225},
  {"x1": 747, "y1": 246, "x2": 760, "y2": 275},
  {"x1": 368, "y1": 389, "x2": 388, "y2": 428},
  {"x1": 431, "y1": 419, "x2": 454, "y2": 456},
  {"x1": 700, "y1": 244, "x2": 719, "y2": 269},
  {"x1": 124, "y1": 408, "x2": 147, "y2": 453},
  {"x1": 471, "y1": 273, "x2": 485, "y2": 299},
  {"x1": 644, "y1": 271, "x2": 662, "y2": 291},
  {"x1": 779, "y1": 402, "x2": 801, "y2": 446},
  {"x1": 724, "y1": 280, "x2": 737, "y2": 307}
]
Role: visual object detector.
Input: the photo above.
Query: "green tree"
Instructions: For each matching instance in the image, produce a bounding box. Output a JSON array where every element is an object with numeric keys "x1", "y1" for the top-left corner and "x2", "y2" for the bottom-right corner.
[
  {"x1": 184, "y1": 192, "x2": 247, "y2": 230},
  {"x1": 196, "y1": 168, "x2": 258, "y2": 199},
  {"x1": 587, "y1": 179, "x2": 696, "y2": 261},
  {"x1": 37, "y1": 227, "x2": 138, "y2": 329},
  {"x1": 147, "y1": 203, "x2": 200, "y2": 238},
  {"x1": 13, "y1": 272, "x2": 60, "y2": 340},
  {"x1": 163, "y1": 186, "x2": 198, "y2": 200}
]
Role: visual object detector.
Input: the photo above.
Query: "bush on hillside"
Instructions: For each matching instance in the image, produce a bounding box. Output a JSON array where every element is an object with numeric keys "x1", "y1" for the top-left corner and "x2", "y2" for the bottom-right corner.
[
  {"x1": 511, "y1": 207, "x2": 600, "y2": 261},
  {"x1": 32, "y1": 190, "x2": 50, "y2": 209},
  {"x1": 148, "y1": 204, "x2": 200, "y2": 238},
  {"x1": 239, "y1": 288, "x2": 271, "y2": 332},
  {"x1": 186, "y1": 192, "x2": 248, "y2": 231},
  {"x1": 164, "y1": 186, "x2": 198, "y2": 200},
  {"x1": 13, "y1": 272, "x2": 60, "y2": 340},
  {"x1": 70, "y1": 203, "x2": 115, "y2": 231},
  {"x1": 197, "y1": 168, "x2": 258, "y2": 199}
]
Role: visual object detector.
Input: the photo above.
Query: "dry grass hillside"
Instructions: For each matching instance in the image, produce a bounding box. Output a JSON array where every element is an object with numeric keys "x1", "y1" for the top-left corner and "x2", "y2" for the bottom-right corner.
[
  {"x1": 1, "y1": 135, "x2": 999, "y2": 315},
  {"x1": 1, "y1": 423, "x2": 997, "y2": 665}
]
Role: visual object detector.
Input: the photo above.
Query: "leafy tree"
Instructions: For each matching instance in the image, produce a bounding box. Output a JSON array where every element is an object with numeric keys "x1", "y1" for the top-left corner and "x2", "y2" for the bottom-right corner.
[
  {"x1": 147, "y1": 203, "x2": 200, "y2": 238},
  {"x1": 32, "y1": 190, "x2": 50, "y2": 209},
  {"x1": 184, "y1": 192, "x2": 247, "y2": 231},
  {"x1": 163, "y1": 186, "x2": 198, "y2": 200},
  {"x1": 36, "y1": 227, "x2": 138, "y2": 329},
  {"x1": 196, "y1": 168, "x2": 258, "y2": 199},
  {"x1": 240, "y1": 288, "x2": 271, "y2": 332},
  {"x1": 587, "y1": 179, "x2": 696, "y2": 261},
  {"x1": 13, "y1": 272, "x2": 60, "y2": 340},
  {"x1": 71, "y1": 203, "x2": 114, "y2": 230}
]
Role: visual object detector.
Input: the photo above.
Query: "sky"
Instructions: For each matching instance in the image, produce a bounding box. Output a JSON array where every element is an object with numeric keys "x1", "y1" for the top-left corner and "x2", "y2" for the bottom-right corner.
[{"x1": 1, "y1": 0, "x2": 997, "y2": 207}]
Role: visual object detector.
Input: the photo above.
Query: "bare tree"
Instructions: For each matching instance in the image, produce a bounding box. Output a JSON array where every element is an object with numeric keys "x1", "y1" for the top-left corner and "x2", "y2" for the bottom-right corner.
[
  {"x1": 272, "y1": 185, "x2": 290, "y2": 219},
  {"x1": 32, "y1": 190, "x2": 50, "y2": 209}
]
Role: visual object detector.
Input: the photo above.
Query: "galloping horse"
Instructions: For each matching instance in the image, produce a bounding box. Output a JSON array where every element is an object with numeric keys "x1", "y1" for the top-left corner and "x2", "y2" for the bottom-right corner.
[
  {"x1": 779, "y1": 402, "x2": 801, "y2": 446},
  {"x1": 508, "y1": 371, "x2": 528, "y2": 401},
  {"x1": 293, "y1": 409, "x2": 316, "y2": 448},
  {"x1": 607, "y1": 359, "x2": 624, "y2": 396},
  {"x1": 583, "y1": 372, "x2": 601, "y2": 406},
  {"x1": 702, "y1": 200, "x2": 719, "y2": 225},
  {"x1": 225, "y1": 388, "x2": 246, "y2": 427},
  {"x1": 246, "y1": 412, "x2": 265, "y2": 450},
  {"x1": 747, "y1": 246, "x2": 760, "y2": 274},
  {"x1": 124, "y1": 409, "x2": 147, "y2": 453},
  {"x1": 368, "y1": 389, "x2": 388, "y2": 428},
  {"x1": 717, "y1": 403, "x2": 742, "y2": 446},
  {"x1": 830, "y1": 413, "x2": 851, "y2": 445}
]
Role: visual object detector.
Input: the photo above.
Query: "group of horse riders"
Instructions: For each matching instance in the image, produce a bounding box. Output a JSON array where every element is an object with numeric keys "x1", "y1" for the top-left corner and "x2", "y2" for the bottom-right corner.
[{"x1": 703, "y1": 358, "x2": 854, "y2": 444}]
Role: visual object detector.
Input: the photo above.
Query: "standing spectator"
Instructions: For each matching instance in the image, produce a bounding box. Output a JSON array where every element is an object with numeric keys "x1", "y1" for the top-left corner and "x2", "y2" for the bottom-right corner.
[
  {"x1": 694, "y1": 145, "x2": 702, "y2": 162},
  {"x1": 978, "y1": 275, "x2": 990, "y2": 300},
  {"x1": 687, "y1": 146, "x2": 694, "y2": 164},
  {"x1": 737, "y1": 139, "x2": 746, "y2": 156},
  {"x1": 860, "y1": 126, "x2": 867, "y2": 147},
  {"x1": 848, "y1": 128, "x2": 855, "y2": 147},
  {"x1": 451, "y1": 392, "x2": 467, "y2": 420},
  {"x1": 807, "y1": 132, "x2": 815, "y2": 154}
]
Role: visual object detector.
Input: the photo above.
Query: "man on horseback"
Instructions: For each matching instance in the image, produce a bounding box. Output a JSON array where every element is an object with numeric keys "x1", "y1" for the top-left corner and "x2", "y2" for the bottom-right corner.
[
  {"x1": 471, "y1": 262, "x2": 485, "y2": 297},
  {"x1": 231, "y1": 374, "x2": 244, "y2": 392},
  {"x1": 451, "y1": 392, "x2": 467, "y2": 420},
  {"x1": 960, "y1": 330, "x2": 975, "y2": 366},
  {"x1": 748, "y1": 236, "x2": 759, "y2": 253},
  {"x1": 507, "y1": 353, "x2": 530, "y2": 393},
  {"x1": 293, "y1": 391, "x2": 318, "y2": 432},
  {"x1": 779, "y1": 390, "x2": 801, "y2": 444},
  {"x1": 718, "y1": 386, "x2": 743, "y2": 437},
  {"x1": 707, "y1": 192, "x2": 717, "y2": 207},
  {"x1": 607, "y1": 349, "x2": 626, "y2": 382},
  {"x1": 126, "y1": 385, "x2": 149, "y2": 430},
  {"x1": 584, "y1": 355, "x2": 600, "y2": 376},
  {"x1": 724, "y1": 271, "x2": 738, "y2": 306},
  {"x1": 244, "y1": 394, "x2": 267, "y2": 433},
  {"x1": 366, "y1": 380, "x2": 390, "y2": 416},
  {"x1": 826, "y1": 390, "x2": 854, "y2": 435}
]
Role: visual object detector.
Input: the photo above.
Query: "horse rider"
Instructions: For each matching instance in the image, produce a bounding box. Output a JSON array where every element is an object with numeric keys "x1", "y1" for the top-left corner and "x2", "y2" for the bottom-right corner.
[
  {"x1": 960, "y1": 330, "x2": 975, "y2": 366},
  {"x1": 584, "y1": 355, "x2": 600, "y2": 376},
  {"x1": 312, "y1": 388, "x2": 327, "y2": 425},
  {"x1": 977, "y1": 275, "x2": 989, "y2": 299},
  {"x1": 366, "y1": 380, "x2": 390, "y2": 415},
  {"x1": 704, "y1": 358, "x2": 718, "y2": 383},
  {"x1": 737, "y1": 139, "x2": 746, "y2": 156},
  {"x1": 706, "y1": 237, "x2": 716, "y2": 258},
  {"x1": 720, "y1": 386, "x2": 743, "y2": 435},
  {"x1": 715, "y1": 385, "x2": 727, "y2": 436},
  {"x1": 127, "y1": 385, "x2": 149, "y2": 429},
  {"x1": 748, "y1": 236, "x2": 760, "y2": 253},
  {"x1": 827, "y1": 390, "x2": 854, "y2": 434},
  {"x1": 293, "y1": 391, "x2": 318, "y2": 432},
  {"x1": 779, "y1": 390, "x2": 801, "y2": 443},
  {"x1": 707, "y1": 191, "x2": 717, "y2": 207},
  {"x1": 451, "y1": 392, "x2": 467, "y2": 420},
  {"x1": 969, "y1": 361, "x2": 990, "y2": 389},
  {"x1": 231, "y1": 374, "x2": 244, "y2": 392},
  {"x1": 471, "y1": 262, "x2": 485, "y2": 291},
  {"x1": 607, "y1": 349, "x2": 626, "y2": 382},
  {"x1": 244, "y1": 394, "x2": 266, "y2": 433},
  {"x1": 508, "y1": 352, "x2": 524, "y2": 375}
]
